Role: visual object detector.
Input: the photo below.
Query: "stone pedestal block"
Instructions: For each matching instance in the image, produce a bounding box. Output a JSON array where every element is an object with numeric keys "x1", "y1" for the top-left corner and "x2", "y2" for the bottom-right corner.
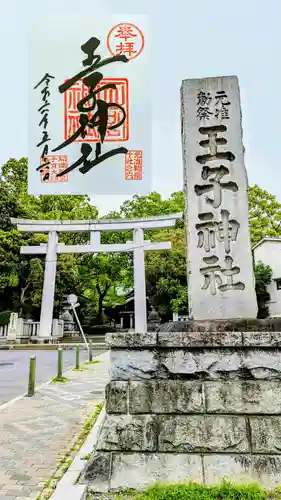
[{"x1": 80, "y1": 330, "x2": 281, "y2": 493}]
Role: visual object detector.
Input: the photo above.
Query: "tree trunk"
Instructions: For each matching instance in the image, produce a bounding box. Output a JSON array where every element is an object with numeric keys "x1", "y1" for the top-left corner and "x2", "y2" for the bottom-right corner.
[
  {"x1": 96, "y1": 283, "x2": 110, "y2": 325},
  {"x1": 19, "y1": 284, "x2": 29, "y2": 316},
  {"x1": 97, "y1": 295, "x2": 105, "y2": 324}
]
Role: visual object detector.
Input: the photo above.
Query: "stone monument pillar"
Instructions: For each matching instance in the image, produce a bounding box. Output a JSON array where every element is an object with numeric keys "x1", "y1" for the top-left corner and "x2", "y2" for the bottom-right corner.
[
  {"x1": 181, "y1": 76, "x2": 257, "y2": 320},
  {"x1": 78, "y1": 76, "x2": 281, "y2": 495}
]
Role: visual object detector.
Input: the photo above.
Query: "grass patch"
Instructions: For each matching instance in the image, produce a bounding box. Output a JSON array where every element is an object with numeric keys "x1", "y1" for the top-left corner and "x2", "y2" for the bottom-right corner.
[
  {"x1": 37, "y1": 402, "x2": 104, "y2": 500},
  {"x1": 51, "y1": 376, "x2": 70, "y2": 383},
  {"x1": 85, "y1": 481, "x2": 281, "y2": 500},
  {"x1": 134, "y1": 482, "x2": 267, "y2": 499},
  {"x1": 73, "y1": 361, "x2": 100, "y2": 371},
  {"x1": 9, "y1": 344, "x2": 59, "y2": 351}
]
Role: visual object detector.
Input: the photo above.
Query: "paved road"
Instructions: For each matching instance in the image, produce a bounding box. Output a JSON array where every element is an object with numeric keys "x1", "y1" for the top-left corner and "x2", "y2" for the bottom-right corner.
[
  {"x1": 0, "y1": 351, "x2": 109, "y2": 499},
  {"x1": 0, "y1": 346, "x2": 107, "y2": 405}
]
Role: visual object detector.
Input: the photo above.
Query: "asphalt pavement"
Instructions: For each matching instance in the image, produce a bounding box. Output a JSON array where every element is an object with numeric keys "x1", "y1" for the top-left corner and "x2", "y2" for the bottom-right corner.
[
  {"x1": 0, "y1": 351, "x2": 110, "y2": 499},
  {"x1": 0, "y1": 346, "x2": 107, "y2": 405}
]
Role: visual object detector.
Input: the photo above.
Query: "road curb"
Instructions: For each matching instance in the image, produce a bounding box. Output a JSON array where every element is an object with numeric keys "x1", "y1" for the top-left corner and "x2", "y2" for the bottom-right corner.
[
  {"x1": 50, "y1": 405, "x2": 106, "y2": 499},
  {"x1": 0, "y1": 350, "x2": 108, "y2": 410},
  {"x1": 0, "y1": 342, "x2": 106, "y2": 351}
]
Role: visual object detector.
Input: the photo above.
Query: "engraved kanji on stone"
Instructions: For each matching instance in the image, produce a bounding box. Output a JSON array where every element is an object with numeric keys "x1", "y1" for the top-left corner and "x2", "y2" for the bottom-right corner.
[
  {"x1": 196, "y1": 209, "x2": 240, "y2": 253},
  {"x1": 197, "y1": 91, "x2": 212, "y2": 107},
  {"x1": 197, "y1": 91, "x2": 213, "y2": 120},
  {"x1": 197, "y1": 107, "x2": 213, "y2": 120},
  {"x1": 200, "y1": 255, "x2": 245, "y2": 295},
  {"x1": 196, "y1": 125, "x2": 235, "y2": 164},
  {"x1": 214, "y1": 90, "x2": 231, "y2": 120},
  {"x1": 194, "y1": 165, "x2": 238, "y2": 209},
  {"x1": 194, "y1": 125, "x2": 237, "y2": 208},
  {"x1": 215, "y1": 105, "x2": 230, "y2": 120},
  {"x1": 215, "y1": 90, "x2": 229, "y2": 105}
]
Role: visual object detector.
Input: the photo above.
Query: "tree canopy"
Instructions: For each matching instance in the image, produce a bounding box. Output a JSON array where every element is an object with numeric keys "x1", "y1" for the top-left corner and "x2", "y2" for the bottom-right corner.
[
  {"x1": 248, "y1": 184, "x2": 281, "y2": 244},
  {"x1": 0, "y1": 157, "x2": 278, "y2": 324},
  {"x1": 254, "y1": 261, "x2": 273, "y2": 318}
]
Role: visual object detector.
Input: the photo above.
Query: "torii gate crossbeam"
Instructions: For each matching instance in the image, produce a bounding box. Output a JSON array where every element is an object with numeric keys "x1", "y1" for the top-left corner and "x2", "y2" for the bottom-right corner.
[{"x1": 12, "y1": 215, "x2": 182, "y2": 340}]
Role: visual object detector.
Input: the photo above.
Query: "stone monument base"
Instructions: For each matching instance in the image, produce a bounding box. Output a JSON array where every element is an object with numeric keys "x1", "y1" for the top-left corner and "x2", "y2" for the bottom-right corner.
[
  {"x1": 157, "y1": 317, "x2": 281, "y2": 332},
  {"x1": 80, "y1": 328, "x2": 281, "y2": 493}
]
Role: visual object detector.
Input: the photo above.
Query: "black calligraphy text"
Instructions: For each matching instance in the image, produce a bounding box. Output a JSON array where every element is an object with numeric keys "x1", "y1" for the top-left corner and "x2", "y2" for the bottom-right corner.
[
  {"x1": 52, "y1": 37, "x2": 129, "y2": 177},
  {"x1": 34, "y1": 73, "x2": 55, "y2": 180}
]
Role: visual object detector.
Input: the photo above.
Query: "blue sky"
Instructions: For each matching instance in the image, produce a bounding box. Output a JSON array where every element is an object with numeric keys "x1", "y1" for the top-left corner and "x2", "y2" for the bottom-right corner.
[{"x1": 2, "y1": 0, "x2": 281, "y2": 214}]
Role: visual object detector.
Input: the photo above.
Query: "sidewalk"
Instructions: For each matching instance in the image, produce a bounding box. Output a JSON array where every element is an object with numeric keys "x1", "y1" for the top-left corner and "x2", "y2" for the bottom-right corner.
[{"x1": 0, "y1": 351, "x2": 109, "y2": 500}]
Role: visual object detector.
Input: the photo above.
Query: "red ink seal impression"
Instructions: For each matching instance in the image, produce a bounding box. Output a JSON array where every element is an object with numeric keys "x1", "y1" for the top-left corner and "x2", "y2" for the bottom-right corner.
[
  {"x1": 107, "y1": 23, "x2": 144, "y2": 61},
  {"x1": 125, "y1": 150, "x2": 143, "y2": 180}
]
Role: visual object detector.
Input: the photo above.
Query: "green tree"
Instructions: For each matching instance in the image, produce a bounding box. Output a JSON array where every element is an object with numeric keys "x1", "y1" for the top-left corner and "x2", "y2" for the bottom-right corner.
[
  {"x1": 77, "y1": 253, "x2": 132, "y2": 325},
  {"x1": 4, "y1": 157, "x2": 281, "y2": 326},
  {"x1": 145, "y1": 226, "x2": 187, "y2": 320},
  {"x1": 248, "y1": 185, "x2": 281, "y2": 244},
  {"x1": 254, "y1": 260, "x2": 273, "y2": 318},
  {"x1": 20, "y1": 258, "x2": 44, "y2": 315},
  {"x1": 115, "y1": 192, "x2": 186, "y2": 320},
  {"x1": 118, "y1": 191, "x2": 184, "y2": 218},
  {"x1": 0, "y1": 159, "x2": 44, "y2": 315},
  {"x1": 54, "y1": 254, "x2": 79, "y2": 315},
  {"x1": 0, "y1": 157, "x2": 98, "y2": 318}
]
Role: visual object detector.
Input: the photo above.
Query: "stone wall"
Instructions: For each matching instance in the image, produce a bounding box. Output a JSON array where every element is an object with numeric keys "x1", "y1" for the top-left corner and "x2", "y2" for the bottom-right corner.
[{"x1": 81, "y1": 330, "x2": 281, "y2": 493}]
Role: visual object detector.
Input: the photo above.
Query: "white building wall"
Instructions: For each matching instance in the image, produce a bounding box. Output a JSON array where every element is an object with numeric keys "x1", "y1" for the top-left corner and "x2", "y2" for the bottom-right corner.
[{"x1": 253, "y1": 240, "x2": 281, "y2": 316}]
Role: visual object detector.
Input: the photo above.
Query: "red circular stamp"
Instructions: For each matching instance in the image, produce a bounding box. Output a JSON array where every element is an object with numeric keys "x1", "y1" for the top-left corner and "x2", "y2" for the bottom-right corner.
[{"x1": 107, "y1": 23, "x2": 145, "y2": 61}]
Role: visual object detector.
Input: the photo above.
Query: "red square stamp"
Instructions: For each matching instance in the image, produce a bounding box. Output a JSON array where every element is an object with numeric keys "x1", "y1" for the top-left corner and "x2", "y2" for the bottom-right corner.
[
  {"x1": 125, "y1": 150, "x2": 143, "y2": 180},
  {"x1": 64, "y1": 78, "x2": 129, "y2": 143},
  {"x1": 40, "y1": 155, "x2": 68, "y2": 183}
]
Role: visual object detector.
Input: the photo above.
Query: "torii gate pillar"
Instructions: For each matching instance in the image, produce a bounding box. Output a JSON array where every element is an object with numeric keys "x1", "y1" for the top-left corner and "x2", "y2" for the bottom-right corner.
[
  {"x1": 133, "y1": 228, "x2": 147, "y2": 334},
  {"x1": 39, "y1": 231, "x2": 58, "y2": 340}
]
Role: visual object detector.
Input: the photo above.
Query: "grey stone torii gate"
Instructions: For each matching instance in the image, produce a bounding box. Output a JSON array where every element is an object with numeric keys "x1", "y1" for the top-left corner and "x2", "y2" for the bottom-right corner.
[{"x1": 12, "y1": 215, "x2": 182, "y2": 341}]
